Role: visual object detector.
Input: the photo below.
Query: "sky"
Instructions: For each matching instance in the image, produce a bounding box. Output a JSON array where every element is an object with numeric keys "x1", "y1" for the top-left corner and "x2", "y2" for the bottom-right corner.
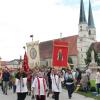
[{"x1": 0, "y1": 0, "x2": 100, "y2": 61}]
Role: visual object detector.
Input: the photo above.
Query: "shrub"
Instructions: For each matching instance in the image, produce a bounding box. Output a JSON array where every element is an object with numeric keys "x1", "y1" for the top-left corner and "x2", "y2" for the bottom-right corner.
[{"x1": 90, "y1": 86, "x2": 96, "y2": 92}]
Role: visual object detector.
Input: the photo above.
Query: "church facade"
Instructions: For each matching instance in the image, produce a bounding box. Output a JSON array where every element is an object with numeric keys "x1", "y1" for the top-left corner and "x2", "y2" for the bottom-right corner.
[
  {"x1": 26, "y1": 0, "x2": 99, "y2": 69},
  {"x1": 77, "y1": 0, "x2": 96, "y2": 68}
]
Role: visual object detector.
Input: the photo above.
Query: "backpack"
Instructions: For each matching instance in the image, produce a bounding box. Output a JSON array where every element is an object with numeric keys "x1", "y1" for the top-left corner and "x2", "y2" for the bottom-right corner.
[{"x1": 66, "y1": 74, "x2": 74, "y2": 83}]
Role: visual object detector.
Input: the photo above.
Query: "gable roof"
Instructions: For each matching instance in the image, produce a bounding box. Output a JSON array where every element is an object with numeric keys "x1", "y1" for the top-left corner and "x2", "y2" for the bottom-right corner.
[{"x1": 39, "y1": 35, "x2": 78, "y2": 60}]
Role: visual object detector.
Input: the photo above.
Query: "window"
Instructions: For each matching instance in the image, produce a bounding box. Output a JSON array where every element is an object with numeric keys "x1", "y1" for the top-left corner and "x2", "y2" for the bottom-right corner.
[
  {"x1": 80, "y1": 26, "x2": 82, "y2": 31},
  {"x1": 89, "y1": 30, "x2": 91, "y2": 35}
]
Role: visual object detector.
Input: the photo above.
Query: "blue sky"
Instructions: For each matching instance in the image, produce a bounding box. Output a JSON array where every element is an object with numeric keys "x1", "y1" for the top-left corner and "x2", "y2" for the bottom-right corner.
[
  {"x1": 0, "y1": 0, "x2": 100, "y2": 61},
  {"x1": 56, "y1": 0, "x2": 80, "y2": 6},
  {"x1": 56, "y1": 0, "x2": 100, "y2": 10}
]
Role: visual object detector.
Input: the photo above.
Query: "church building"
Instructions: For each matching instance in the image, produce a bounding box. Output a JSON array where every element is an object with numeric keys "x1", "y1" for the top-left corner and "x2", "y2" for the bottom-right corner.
[{"x1": 26, "y1": 0, "x2": 100, "y2": 69}]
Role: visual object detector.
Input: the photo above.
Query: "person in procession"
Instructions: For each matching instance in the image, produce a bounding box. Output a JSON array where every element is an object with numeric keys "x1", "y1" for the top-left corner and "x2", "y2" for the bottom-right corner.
[
  {"x1": 47, "y1": 68, "x2": 52, "y2": 97},
  {"x1": 31, "y1": 69, "x2": 47, "y2": 100},
  {"x1": 27, "y1": 70, "x2": 32, "y2": 95},
  {"x1": 2, "y1": 67, "x2": 10, "y2": 95},
  {"x1": 15, "y1": 68, "x2": 28, "y2": 100},
  {"x1": 64, "y1": 69, "x2": 74, "y2": 99},
  {"x1": 75, "y1": 68, "x2": 82, "y2": 85},
  {"x1": 51, "y1": 68, "x2": 62, "y2": 100},
  {"x1": 95, "y1": 68, "x2": 100, "y2": 96}
]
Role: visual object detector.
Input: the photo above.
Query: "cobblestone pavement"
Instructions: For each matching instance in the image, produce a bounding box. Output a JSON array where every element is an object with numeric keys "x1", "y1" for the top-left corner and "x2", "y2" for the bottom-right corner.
[{"x1": 0, "y1": 89, "x2": 95, "y2": 100}]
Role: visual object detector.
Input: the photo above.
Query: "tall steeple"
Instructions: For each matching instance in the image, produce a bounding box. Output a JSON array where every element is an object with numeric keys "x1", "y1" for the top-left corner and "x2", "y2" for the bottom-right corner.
[
  {"x1": 79, "y1": 0, "x2": 87, "y2": 24},
  {"x1": 77, "y1": 0, "x2": 96, "y2": 69},
  {"x1": 88, "y1": 0, "x2": 95, "y2": 28}
]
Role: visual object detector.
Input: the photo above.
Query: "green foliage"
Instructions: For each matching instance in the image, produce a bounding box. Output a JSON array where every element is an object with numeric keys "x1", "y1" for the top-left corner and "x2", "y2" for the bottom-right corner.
[
  {"x1": 90, "y1": 80, "x2": 96, "y2": 87},
  {"x1": 77, "y1": 80, "x2": 100, "y2": 100},
  {"x1": 85, "y1": 47, "x2": 100, "y2": 66},
  {"x1": 78, "y1": 91, "x2": 100, "y2": 100},
  {"x1": 68, "y1": 56, "x2": 73, "y2": 69},
  {"x1": 85, "y1": 47, "x2": 92, "y2": 65}
]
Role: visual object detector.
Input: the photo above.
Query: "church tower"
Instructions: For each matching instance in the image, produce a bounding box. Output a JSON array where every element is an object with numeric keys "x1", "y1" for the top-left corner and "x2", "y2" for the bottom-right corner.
[
  {"x1": 77, "y1": 0, "x2": 96, "y2": 69},
  {"x1": 78, "y1": 0, "x2": 88, "y2": 37},
  {"x1": 88, "y1": 0, "x2": 96, "y2": 40}
]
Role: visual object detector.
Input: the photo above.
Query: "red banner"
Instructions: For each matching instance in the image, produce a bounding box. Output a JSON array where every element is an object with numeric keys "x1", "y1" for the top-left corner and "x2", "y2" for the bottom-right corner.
[
  {"x1": 52, "y1": 40, "x2": 68, "y2": 67},
  {"x1": 22, "y1": 51, "x2": 29, "y2": 72}
]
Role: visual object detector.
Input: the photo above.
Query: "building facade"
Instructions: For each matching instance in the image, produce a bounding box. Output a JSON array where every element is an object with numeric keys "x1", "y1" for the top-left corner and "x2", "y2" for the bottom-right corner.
[
  {"x1": 26, "y1": 0, "x2": 98, "y2": 69},
  {"x1": 77, "y1": 0, "x2": 96, "y2": 68}
]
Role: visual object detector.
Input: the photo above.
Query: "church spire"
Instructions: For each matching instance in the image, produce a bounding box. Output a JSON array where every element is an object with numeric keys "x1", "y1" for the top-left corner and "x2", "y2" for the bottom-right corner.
[
  {"x1": 88, "y1": 0, "x2": 95, "y2": 28},
  {"x1": 79, "y1": 0, "x2": 87, "y2": 24}
]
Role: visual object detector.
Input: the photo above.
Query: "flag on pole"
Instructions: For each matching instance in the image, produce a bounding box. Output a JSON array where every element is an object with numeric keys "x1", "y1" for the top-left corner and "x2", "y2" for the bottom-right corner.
[
  {"x1": 22, "y1": 51, "x2": 29, "y2": 72},
  {"x1": 30, "y1": 34, "x2": 33, "y2": 38},
  {"x1": 52, "y1": 40, "x2": 68, "y2": 67}
]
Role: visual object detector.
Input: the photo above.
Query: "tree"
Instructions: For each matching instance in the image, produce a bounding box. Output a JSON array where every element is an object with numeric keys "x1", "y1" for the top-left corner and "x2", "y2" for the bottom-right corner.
[
  {"x1": 85, "y1": 47, "x2": 100, "y2": 66},
  {"x1": 68, "y1": 56, "x2": 73, "y2": 69},
  {"x1": 85, "y1": 47, "x2": 92, "y2": 65}
]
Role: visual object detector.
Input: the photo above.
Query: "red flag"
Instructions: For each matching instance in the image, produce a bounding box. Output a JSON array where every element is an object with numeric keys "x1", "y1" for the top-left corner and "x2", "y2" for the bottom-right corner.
[
  {"x1": 22, "y1": 51, "x2": 29, "y2": 72},
  {"x1": 52, "y1": 40, "x2": 68, "y2": 67}
]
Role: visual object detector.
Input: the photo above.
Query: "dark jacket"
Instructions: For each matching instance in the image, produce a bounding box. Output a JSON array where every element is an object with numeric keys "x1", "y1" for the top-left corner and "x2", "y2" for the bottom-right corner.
[{"x1": 2, "y1": 71, "x2": 10, "y2": 81}]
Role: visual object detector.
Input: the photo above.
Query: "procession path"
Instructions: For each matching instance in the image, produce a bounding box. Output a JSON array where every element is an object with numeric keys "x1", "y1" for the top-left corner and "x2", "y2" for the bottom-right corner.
[{"x1": 0, "y1": 89, "x2": 95, "y2": 100}]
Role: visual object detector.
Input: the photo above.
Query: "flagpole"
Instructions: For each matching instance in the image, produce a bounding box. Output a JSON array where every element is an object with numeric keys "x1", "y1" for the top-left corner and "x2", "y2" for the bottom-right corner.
[
  {"x1": 59, "y1": 32, "x2": 63, "y2": 68},
  {"x1": 22, "y1": 46, "x2": 29, "y2": 72}
]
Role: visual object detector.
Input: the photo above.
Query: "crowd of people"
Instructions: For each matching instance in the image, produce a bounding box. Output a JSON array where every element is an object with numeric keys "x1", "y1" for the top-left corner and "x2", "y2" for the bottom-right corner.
[{"x1": 0, "y1": 66, "x2": 100, "y2": 100}]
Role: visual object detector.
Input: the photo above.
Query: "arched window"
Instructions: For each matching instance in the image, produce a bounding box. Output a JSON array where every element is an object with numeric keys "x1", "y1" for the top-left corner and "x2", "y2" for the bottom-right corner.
[
  {"x1": 80, "y1": 26, "x2": 82, "y2": 31},
  {"x1": 89, "y1": 30, "x2": 91, "y2": 35}
]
